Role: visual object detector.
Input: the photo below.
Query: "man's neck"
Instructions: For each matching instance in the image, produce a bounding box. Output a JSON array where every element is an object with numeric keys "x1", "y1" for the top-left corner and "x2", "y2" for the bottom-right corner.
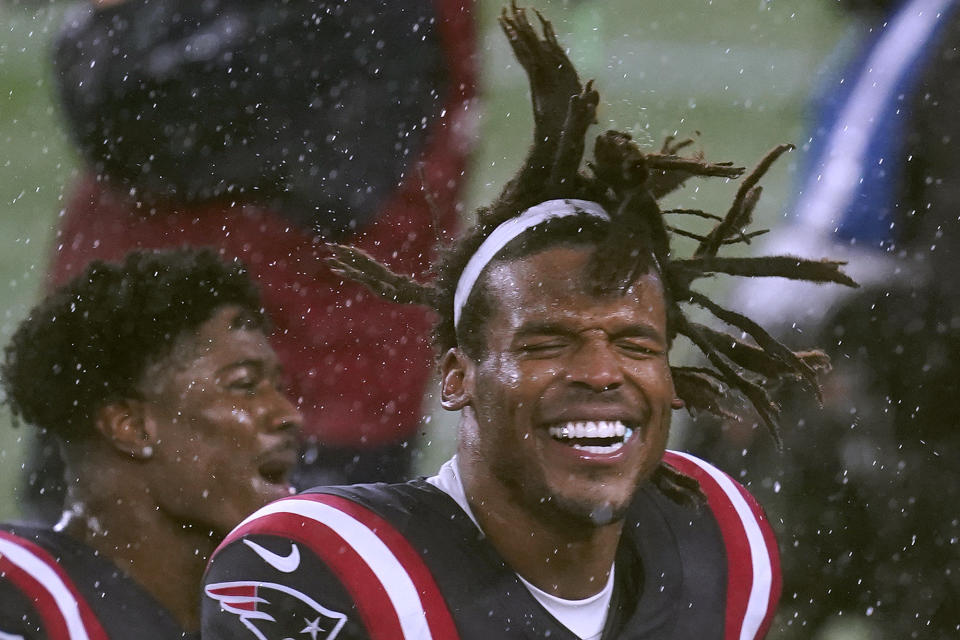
[
  {"x1": 60, "y1": 460, "x2": 217, "y2": 632},
  {"x1": 458, "y1": 455, "x2": 622, "y2": 600}
]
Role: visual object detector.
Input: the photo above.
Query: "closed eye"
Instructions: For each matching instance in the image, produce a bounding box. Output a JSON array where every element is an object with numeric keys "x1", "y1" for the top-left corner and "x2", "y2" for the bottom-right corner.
[
  {"x1": 227, "y1": 376, "x2": 260, "y2": 392},
  {"x1": 616, "y1": 339, "x2": 663, "y2": 358},
  {"x1": 220, "y1": 362, "x2": 267, "y2": 393},
  {"x1": 517, "y1": 339, "x2": 570, "y2": 357}
]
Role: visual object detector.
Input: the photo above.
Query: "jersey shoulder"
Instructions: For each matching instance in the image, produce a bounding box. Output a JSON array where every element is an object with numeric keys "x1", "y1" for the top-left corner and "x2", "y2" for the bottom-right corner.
[
  {"x1": 202, "y1": 482, "x2": 463, "y2": 640},
  {"x1": 0, "y1": 524, "x2": 109, "y2": 640},
  {"x1": 0, "y1": 524, "x2": 187, "y2": 640},
  {"x1": 660, "y1": 450, "x2": 782, "y2": 640}
]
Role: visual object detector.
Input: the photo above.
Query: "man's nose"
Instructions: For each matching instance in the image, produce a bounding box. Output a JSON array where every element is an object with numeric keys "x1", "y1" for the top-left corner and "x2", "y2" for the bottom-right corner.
[
  {"x1": 564, "y1": 338, "x2": 623, "y2": 392},
  {"x1": 265, "y1": 387, "x2": 303, "y2": 435}
]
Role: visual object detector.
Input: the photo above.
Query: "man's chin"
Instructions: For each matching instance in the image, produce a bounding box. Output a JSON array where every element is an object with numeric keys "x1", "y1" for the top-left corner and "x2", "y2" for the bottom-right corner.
[
  {"x1": 584, "y1": 501, "x2": 628, "y2": 527},
  {"x1": 536, "y1": 491, "x2": 632, "y2": 529},
  {"x1": 496, "y1": 463, "x2": 634, "y2": 529},
  {"x1": 252, "y1": 476, "x2": 297, "y2": 504}
]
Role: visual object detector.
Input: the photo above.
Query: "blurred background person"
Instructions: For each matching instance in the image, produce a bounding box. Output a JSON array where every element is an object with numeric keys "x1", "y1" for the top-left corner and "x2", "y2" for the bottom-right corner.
[
  {"x1": 691, "y1": 0, "x2": 960, "y2": 638},
  {"x1": 0, "y1": 248, "x2": 302, "y2": 637},
  {"x1": 20, "y1": 0, "x2": 476, "y2": 521}
]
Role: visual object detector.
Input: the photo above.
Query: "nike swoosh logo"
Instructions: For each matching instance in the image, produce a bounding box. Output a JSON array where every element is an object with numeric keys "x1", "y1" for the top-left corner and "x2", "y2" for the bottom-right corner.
[{"x1": 243, "y1": 539, "x2": 301, "y2": 573}]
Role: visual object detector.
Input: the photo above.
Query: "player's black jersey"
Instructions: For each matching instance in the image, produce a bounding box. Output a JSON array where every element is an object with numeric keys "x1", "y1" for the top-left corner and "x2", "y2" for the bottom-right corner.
[
  {"x1": 202, "y1": 451, "x2": 781, "y2": 640},
  {"x1": 0, "y1": 524, "x2": 192, "y2": 640}
]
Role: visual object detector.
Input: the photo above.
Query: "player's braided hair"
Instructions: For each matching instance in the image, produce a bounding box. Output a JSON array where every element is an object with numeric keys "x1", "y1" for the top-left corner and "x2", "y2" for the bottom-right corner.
[{"x1": 325, "y1": 3, "x2": 857, "y2": 505}]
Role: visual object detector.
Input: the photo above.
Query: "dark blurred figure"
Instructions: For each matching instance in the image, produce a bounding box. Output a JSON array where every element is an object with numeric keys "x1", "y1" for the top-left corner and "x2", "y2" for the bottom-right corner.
[
  {"x1": 24, "y1": 0, "x2": 475, "y2": 521},
  {"x1": 692, "y1": 0, "x2": 960, "y2": 637},
  {"x1": 1, "y1": 248, "x2": 302, "y2": 637}
]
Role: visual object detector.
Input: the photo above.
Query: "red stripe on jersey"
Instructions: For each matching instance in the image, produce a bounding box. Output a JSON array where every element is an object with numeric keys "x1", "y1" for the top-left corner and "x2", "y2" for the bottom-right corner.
[
  {"x1": 662, "y1": 451, "x2": 779, "y2": 640},
  {"x1": 0, "y1": 531, "x2": 109, "y2": 640},
  {"x1": 301, "y1": 494, "x2": 460, "y2": 640},
  {"x1": 732, "y1": 480, "x2": 782, "y2": 638},
  {"x1": 224, "y1": 512, "x2": 405, "y2": 639},
  {"x1": 0, "y1": 554, "x2": 70, "y2": 640}
]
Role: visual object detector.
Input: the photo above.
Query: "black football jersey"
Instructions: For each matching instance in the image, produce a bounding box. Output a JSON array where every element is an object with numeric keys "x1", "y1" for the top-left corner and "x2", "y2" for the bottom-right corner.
[
  {"x1": 202, "y1": 451, "x2": 781, "y2": 640},
  {"x1": 0, "y1": 525, "x2": 193, "y2": 640}
]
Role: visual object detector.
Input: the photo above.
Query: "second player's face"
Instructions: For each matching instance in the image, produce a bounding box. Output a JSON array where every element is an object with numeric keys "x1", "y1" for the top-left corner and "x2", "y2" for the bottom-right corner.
[
  {"x1": 140, "y1": 306, "x2": 302, "y2": 536},
  {"x1": 465, "y1": 246, "x2": 674, "y2": 527}
]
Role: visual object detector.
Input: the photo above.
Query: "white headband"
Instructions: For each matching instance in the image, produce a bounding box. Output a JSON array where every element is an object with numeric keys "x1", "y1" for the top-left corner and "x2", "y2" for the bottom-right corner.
[{"x1": 453, "y1": 198, "x2": 610, "y2": 329}]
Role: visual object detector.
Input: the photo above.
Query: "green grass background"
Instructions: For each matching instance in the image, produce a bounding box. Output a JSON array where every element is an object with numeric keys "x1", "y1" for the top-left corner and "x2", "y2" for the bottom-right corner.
[{"x1": 0, "y1": 0, "x2": 850, "y2": 521}]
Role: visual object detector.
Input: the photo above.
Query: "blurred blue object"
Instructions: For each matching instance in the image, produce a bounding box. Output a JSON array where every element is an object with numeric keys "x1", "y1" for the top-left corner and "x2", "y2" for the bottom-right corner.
[{"x1": 794, "y1": 0, "x2": 958, "y2": 249}]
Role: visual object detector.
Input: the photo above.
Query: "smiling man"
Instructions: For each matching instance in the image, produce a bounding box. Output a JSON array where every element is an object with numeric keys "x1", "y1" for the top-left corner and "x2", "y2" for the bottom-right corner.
[
  {"x1": 0, "y1": 248, "x2": 302, "y2": 638},
  {"x1": 449, "y1": 235, "x2": 676, "y2": 548},
  {"x1": 201, "y1": 6, "x2": 855, "y2": 640}
]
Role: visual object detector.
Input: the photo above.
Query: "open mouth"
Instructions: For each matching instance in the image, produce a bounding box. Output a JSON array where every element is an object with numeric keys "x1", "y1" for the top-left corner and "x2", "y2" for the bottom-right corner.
[
  {"x1": 257, "y1": 460, "x2": 290, "y2": 485},
  {"x1": 257, "y1": 448, "x2": 297, "y2": 485},
  {"x1": 546, "y1": 420, "x2": 636, "y2": 455}
]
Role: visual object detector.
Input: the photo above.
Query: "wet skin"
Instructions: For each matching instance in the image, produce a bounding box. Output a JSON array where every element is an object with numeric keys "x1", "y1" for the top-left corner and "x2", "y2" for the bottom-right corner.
[
  {"x1": 57, "y1": 304, "x2": 303, "y2": 629},
  {"x1": 444, "y1": 245, "x2": 675, "y2": 596},
  {"x1": 454, "y1": 245, "x2": 674, "y2": 525},
  {"x1": 138, "y1": 305, "x2": 302, "y2": 536}
]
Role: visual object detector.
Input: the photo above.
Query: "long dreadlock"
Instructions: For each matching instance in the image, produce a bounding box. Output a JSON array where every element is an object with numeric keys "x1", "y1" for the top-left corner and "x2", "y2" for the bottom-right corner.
[{"x1": 325, "y1": 2, "x2": 857, "y2": 505}]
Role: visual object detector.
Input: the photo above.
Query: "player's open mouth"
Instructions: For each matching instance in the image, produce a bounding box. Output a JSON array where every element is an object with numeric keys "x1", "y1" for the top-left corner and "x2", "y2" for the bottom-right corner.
[
  {"x1": 257, "y1": 461, "x2": 289, "y2": 484},
  {"x1": 257, "y1": 447, "x2": 298, "y2": 485},
  {"x1": 546, "y1": 420, "x2": 635, "y2": 454}
]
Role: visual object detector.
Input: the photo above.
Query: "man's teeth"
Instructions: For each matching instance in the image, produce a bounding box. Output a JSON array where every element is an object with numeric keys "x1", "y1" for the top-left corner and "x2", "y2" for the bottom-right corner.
[
  {"x1": 546, "y1": 420, "x2": 634, "y2": 454},
  {"x1": 572, "y1": 442, "x2": 625, "y2": 454},
  {"x1": 547, "y1": 420, "x2": 629, "y2": 439}
]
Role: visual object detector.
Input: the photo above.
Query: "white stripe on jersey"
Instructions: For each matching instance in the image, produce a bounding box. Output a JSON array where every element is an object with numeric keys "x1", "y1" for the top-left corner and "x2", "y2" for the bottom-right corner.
[
  {"x1": 669, "y1": 451, "x2": 774, "y2": 640},
  {"x1": 0, "y1": 536, "x2": 91, "y2": 640},
  {"x1": 237, "y1": 498, "x2": 434, "y2": 640}
]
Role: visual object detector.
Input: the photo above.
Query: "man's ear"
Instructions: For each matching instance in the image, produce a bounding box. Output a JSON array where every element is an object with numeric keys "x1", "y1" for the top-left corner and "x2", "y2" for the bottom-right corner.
[
  {"x1": 667, "y1": 375, "x2": 684, "y2": 410},
  {"x1": 439, "y1": 348, "x2": 473, "y2": 411},
  {"x1": 93, "y1": 400, "x2": 158, "y2": 459}
]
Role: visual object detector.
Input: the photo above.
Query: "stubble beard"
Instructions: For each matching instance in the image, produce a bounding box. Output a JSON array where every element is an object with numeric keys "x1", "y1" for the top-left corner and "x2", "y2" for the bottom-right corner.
[{"x1": 491, "y1": 456, "x2": 635, "y2": 532}]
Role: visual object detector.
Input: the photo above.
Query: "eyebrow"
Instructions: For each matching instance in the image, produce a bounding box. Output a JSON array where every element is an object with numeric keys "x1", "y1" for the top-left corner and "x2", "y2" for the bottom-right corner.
[
  {"x1": 215, "y1": 358, "x2": 267, "y2": 377},
  {"x1": 607, "y1": 325, "x2": 666, "y2": 343},
  {"x1": 515, "y1": 321, "x2": 665, "y2": 343},
  {"x1": 514, "y1": 322, "x2": 578, "y2": 339}
]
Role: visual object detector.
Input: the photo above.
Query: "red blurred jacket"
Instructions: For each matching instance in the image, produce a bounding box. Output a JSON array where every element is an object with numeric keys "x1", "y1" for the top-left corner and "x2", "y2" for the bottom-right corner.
[{"x1": 49, "y1": 0, "x2": 475, "y2": 449}]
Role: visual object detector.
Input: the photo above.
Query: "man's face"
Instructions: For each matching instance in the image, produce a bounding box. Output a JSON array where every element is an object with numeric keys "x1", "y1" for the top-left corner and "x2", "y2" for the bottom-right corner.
[
  {"x1": 461, "y1": 246, "x2": 674, "y2": 527},
  {"x1": 140, "y1": 306, "x2": 302, "y2": 536}
]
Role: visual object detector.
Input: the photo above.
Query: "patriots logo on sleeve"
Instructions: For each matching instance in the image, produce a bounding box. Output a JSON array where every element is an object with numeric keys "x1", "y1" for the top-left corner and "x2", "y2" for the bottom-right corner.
[{"x1": 205, "y1": 581, "x2": 347, "y2": 640}]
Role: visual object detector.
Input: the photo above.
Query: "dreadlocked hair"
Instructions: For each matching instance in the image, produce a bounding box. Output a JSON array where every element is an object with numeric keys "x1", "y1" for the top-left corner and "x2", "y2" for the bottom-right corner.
[{"x1": 325, "y1": 2, "x2": 858, "y2": 507}]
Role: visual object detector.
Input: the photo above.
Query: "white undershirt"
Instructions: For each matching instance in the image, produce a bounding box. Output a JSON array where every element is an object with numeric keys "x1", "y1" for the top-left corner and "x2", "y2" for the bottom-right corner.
[{"x1": 426, "y1": 457, "x2": 613, "y2": 640}]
